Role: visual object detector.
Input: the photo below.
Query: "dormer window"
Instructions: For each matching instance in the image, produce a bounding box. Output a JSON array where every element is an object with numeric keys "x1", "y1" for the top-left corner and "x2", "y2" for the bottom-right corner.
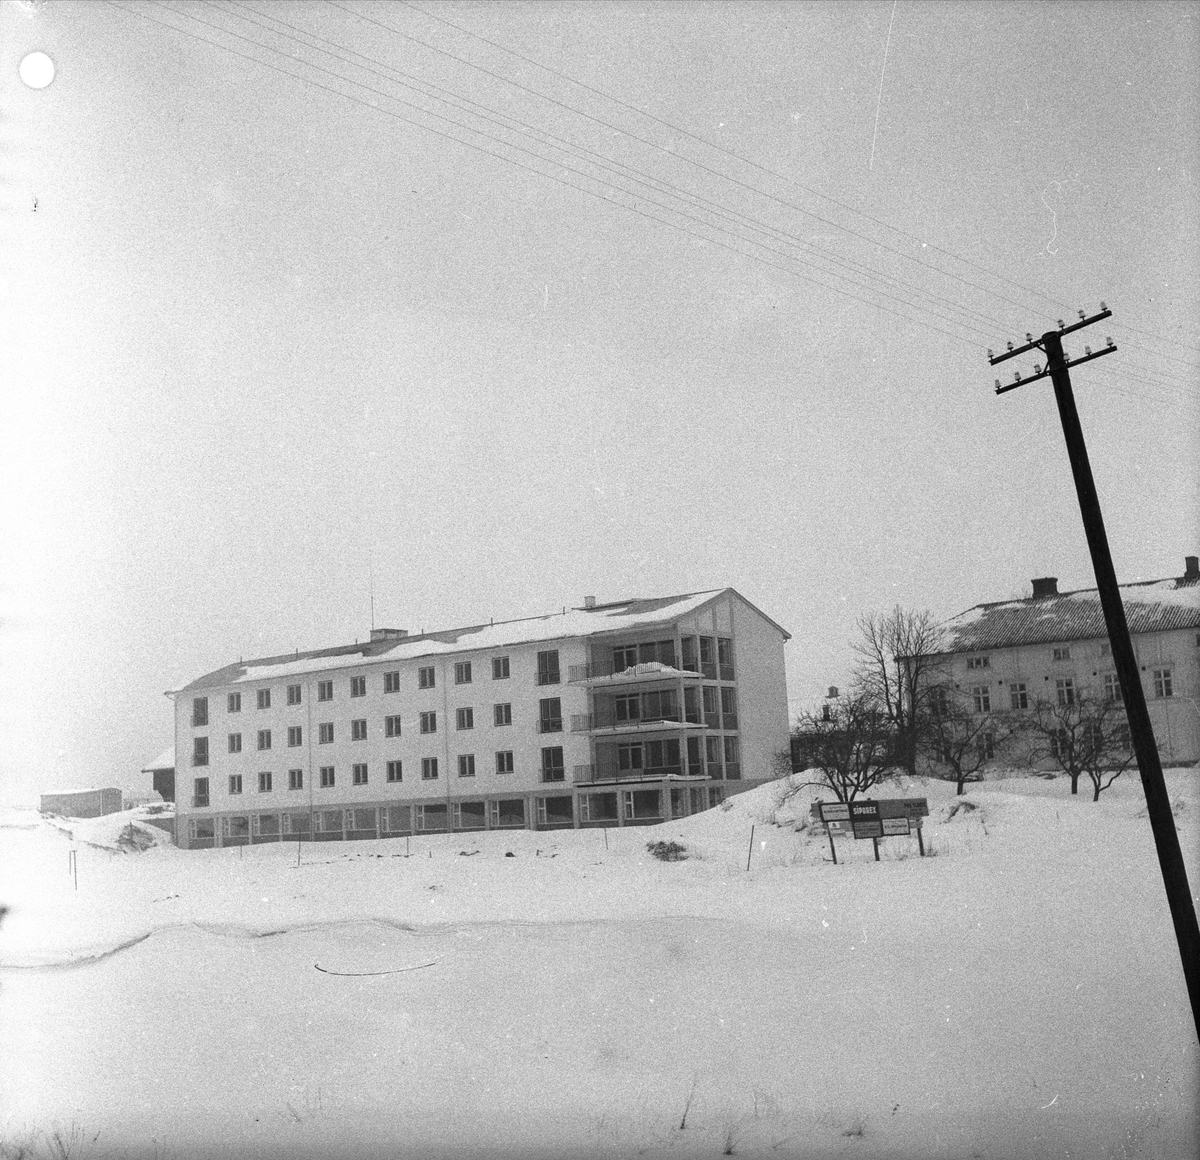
[
  {"x1": 1052, "y1": 646, "x2": 1071, "y2": 662},
  {"x1": 966, "y1": 656, "x2": 990, "y2": 670}
]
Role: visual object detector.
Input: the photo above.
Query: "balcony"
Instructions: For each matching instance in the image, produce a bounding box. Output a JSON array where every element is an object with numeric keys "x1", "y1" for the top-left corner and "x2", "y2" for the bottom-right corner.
[{"x1": 567, "y1": 660, "x2": 700, "y2": 684}]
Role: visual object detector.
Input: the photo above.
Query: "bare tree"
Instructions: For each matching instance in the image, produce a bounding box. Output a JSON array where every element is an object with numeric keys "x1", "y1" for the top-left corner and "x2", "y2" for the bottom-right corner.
[
  {"x1": 1024, "y1": 692, "x2": 1136, "y2": 800},
  {"x1": 792, "y1": 693, "x2": 897, "y2": 802},
  {"x1": 852, "y1": 606, "x2": 943, "y2": 776},
  {"x1": 918, "y1": 688, "x2": 1013, "y2": 795}
]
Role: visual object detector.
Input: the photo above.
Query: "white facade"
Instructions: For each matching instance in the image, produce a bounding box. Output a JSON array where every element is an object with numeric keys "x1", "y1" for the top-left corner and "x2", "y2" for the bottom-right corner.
[
  {"x1": 170, "y1": 590, "x2": 790, "y2": 849},
  {"x1": 930, "y1": 562, "x2": 1200, "y2": 769}
]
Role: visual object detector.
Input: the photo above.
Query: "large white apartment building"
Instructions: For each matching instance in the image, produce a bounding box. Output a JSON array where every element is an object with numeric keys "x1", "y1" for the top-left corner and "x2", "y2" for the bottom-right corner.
[
  {"x1": 929, "y1": 556, "x2": 1200, "y2": 767},
  {"x1": 171, "y1": 589, "x2": 790, "y2": 849}
]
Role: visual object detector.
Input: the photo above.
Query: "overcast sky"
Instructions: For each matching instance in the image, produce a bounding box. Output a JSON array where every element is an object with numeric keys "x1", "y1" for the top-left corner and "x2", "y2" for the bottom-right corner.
[{"x1": 2, "y1": 0, "x2": 1197, "y2": 803}]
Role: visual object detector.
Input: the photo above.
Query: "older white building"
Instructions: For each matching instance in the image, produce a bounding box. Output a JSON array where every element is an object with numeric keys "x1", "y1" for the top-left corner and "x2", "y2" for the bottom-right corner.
[
  {"x1": 929, "y1": 556, "x2": 1200, "y2": 768},
  {"x1": 170, "y1": 589, "x2": 790, "y2": 849}
]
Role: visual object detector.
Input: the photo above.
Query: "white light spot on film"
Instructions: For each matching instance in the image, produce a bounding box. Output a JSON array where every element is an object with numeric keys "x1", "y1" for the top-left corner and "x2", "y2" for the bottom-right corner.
[{"x1": 20, "y1": 51, "x2": 55, "y2": 89}]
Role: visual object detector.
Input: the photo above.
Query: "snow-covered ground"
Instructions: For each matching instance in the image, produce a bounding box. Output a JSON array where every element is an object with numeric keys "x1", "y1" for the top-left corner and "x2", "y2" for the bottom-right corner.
[{"x1": 2, "y1": 773, "x2": 1197, "y2": 1159}]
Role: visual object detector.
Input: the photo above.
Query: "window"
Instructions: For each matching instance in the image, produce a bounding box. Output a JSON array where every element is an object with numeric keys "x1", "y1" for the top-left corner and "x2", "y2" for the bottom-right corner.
[
  {"x1": 416, "y1": 802, "x2": 447, "y2": 831},
  {"x1": 966, "y1": 656, "x2": 990, "y2": 670},
  {"x1": 192, "y1": 777, "x2": 209, "y2": 807},
  {"x1": 623, "y1": 789, "x2": 660, "y2": 821},
  {"x1": 494, "y1": 703, "x2": 512, "y2": 727},
  {"x1": 613, "y1": 644, "x2": 638, "y2": 674},
  {"x1": 420, "y1": 711, "x2": 437, "y2": 734},
  {"x1": 351, "y1": 718, "x2": 367, "y2": 741},
  {"x1": 384, "y1": 670, "x2": 400, "y2": 694},
  {"x1": 380, "y1": 805, "x2": 411, "y2": 833},
  {"x1": 539, "y1": 697, "x2": 563, "y2": 733},
  {"x1": 454, "y1": 661, "x2": 472, "y2": 685},
  {"x1": 618, "y1": 743, "x2": 643, "y2": 772},
  {"x1": 541, "y1": 746, "x2": 565, "y2": 782},
  {"x1": 385, "y1": 714, "x2": 402, "y2": 738},
  {"x1": 971, "y1": 686, "x2": 991, "y2": 713},
  {"x1": 421, "y1": 757, "x2": 439, "y2": 780},
  {"x1": 319, "y1": 766, "x2": 335, "y2": 788},
  {"x1": 1103, "y1": 673, "x2": 1123, "y2": 703},
  {"x1": 352, "y1": 763, "x2": 368, "y2": 786},
  {"x1": 192, "y1": 697, "x2": 209, "y2": 727},
  {"x1": 229, "y1": 774, "x2": 243, "y2": 795},
  {"x1": 1009, "y1": 683, "x2": 1028, "y2": 711},
  {"x1": 681, "y1": 637, "x2": 698, "y2": 672},
  {"x1": 192, "y1": 737, "x2": 209, "y2": 767},
  {"x1": 287, "y1": 725, "x2": 302, "y2": 747},
  {"x1": 705, "y1": 735, "x2": 722, "y2": 772},
  {"x1": 1153, "y1": 669, "x2": 1173, "y2": 698},
  {"x1": 386, "y1": 760, "x2": 402, "y2": 783},
  {"x1": 288, "y1": 768, "x2": 303, "y2": 790},
  {"x1": 258, "y1": 771, "x2": 272, "y2": 793},
  {"x1": 720, "y1": 687, "x2": 738, "y2": 728},
  {"x1": 350, "y1": 676, "x2": 366, "y2": 698},
  {"x1": 717, "y1": 637, "x2": 734, "y2": 678},
  {"x1": 536, "y1": 650, "x2": 560, "y2": 686},
  {"x1": 227, "y1": 692, "x2": 241, "y2": 713},
  {"x1": 490, "y1": 798, "x2": 524, "y2": 827},
  {"x1": 1049, "y1": 729, "x2": 1069, "y2": 760},
  {"x1": 319, "y1": 722, "x2": 334, "y2": 744},
  {"x1": 257, "y1": 689, "x2": 271, "y2": 710},
  {"x1": 980, "y1": 733, "x2": 995, "y2": 761},
  {"x1": 1100, "y1": 642, "x2": 1112, "y2": 657},
  {"x1": 492, "y1": 656, "x2": 510, "y2": 680},
  {"x1": 536, "y1": 795, "x2": 573, "y2": 826},
  {"x1": 458, "y1": 754, "x2": 476, "y2": 778},
  {"x1": 1052, "y1": 646, "x2": 1071, "y2": 662},
  {"x1": 1056, "y1": 678, "x2": 1075, "y2": 706},
  {"x1": 930, "y1": 687, "x2": 950, "y2": 716},
  {"x1": 615, "y1": 694, "x2": 640, "y2": 722},
  {"x1": 699, "y1": 636, "x2": 715, "y2": 676},
  {"x1": 228, "y1": 733, "x2": 242, "y2": 754},
  {"x1": 287, "y1": 684, "x2": 302, "y2": 706},
  {"x1": 452, "y1": 707, "x2": 473, "y2": 731},
  {"x1": 257, "y1": 729, "x2": 272, "y2": 751},
  {"x1": 317, "y1": 680, "x2": 333, "y2": 702},
  {"x1": 419, "y1": 666, "x2": 435, "y2": 689},
  {"x1": 495, "y1": 750, "x2": 514, "y2": 774},
  {"x1": 723, "y1": 736, "x2": 740, "y2": 778}
]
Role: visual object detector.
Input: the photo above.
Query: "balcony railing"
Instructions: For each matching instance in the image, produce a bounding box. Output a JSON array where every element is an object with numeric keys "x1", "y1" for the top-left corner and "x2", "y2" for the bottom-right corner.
[
  {"x1": 192, "y1": 795, "x2": 209, "y2": 808},
  {"x1": 540, "y1": 769, "x2": 566, "y2": 783},
  {"x1": 722, "y1": 712, "x2": 739, "y2": 731},
  {"x1": 572, "y1": 764, "x2": 595, "y2": 784},
  {"x1": 704, "y1": 711, "x2": 720, "y2": 728},
  {"x1": 537, "y1": 718, "x2": 563, "y2": 734},
  {"x1": 719, "y1": 664, "x2": 735, "y2": 681},
  {"x1": 700, "y1": 662, "x2": 717, "y2": 679}
]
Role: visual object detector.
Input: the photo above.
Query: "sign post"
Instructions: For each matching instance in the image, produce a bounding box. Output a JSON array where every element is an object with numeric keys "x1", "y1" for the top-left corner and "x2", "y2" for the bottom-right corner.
[{"x1": 811, "y1": 798, "x2": 929, "y2": 862}]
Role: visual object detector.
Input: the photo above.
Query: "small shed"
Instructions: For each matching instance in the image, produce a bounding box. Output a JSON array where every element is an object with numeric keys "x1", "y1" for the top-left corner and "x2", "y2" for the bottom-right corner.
[
  {"x1": 39, "y1": 788, "x2": 123, "y2": 819},
  {"x1": 141, "y1": 746, "x2": 176, "y2": 803}
]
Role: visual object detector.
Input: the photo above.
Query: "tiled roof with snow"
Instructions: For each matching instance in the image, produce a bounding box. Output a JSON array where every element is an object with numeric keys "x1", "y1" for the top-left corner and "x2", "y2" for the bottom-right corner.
[
  {"x1": 173, "y1": 589, "x2": 786, "y2": 694},
  {"x1": 142, "y1": 747, "x2": 175, "y2": 773},
  {"x1": 935, "y1": 577, "x2": 1200, "y2": 654}
]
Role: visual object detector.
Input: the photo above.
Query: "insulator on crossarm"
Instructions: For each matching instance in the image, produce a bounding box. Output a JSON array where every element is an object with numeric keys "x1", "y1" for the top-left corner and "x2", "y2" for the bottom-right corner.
[
  {"x1": 1014, "y1": 371, "x2": 1022, "y2": 382},
  {"x1": 1034, "y1": 363, "x2": 1042, "y2": 374},
  {"x1": 995, "y1": 379, "x2": 1002, "y2": 390},
  {"x1": 1007, "y1": 341, "x2": 1014, "y2": 352},
  {"x1": 1099, "y1": 301, "x2": 1108, "y2": 311},
  {"x1": 1084, "y1": 345, "x2": 1092, "y2": 356},
  {"x1": 1025, "y1": 333, "x2": 1033, "y2": 343},
  {"x1": 987, "y1": 348, "x2": 994, "y2": 360},
  {"x1": 1078, "y1": 309, "x2": 1085, "y2": 320},
  {"x1": 1057, "y1": 319, "x2": 1065, "y2": 330},
  {"x1": 1106, "y1": 336, "x2": 1114, "y2": 348}
]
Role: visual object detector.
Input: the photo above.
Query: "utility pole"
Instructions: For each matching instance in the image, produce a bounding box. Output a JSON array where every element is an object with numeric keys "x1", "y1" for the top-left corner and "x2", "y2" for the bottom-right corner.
[{"x1": 990, "y1": 305, "x2": 1200, "y2": 1040}]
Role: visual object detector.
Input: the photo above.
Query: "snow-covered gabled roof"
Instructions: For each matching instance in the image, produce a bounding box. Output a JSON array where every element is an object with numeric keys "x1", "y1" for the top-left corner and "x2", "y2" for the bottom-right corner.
[
  {"x1": 934, "y1": 576, "x2": 1200, "y2": 655},
  {"x1": 171, "y1": 588, "x2": 788, "y2": 694},
  {"x1": 141, "y1": 747, "x2": 175, "y2": 773}
]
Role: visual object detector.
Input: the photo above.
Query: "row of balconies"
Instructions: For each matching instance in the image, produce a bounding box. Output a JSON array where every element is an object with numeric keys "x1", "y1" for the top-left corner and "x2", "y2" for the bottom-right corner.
[
  {"x1": 571, "y1": 761, "x2": 739, "y2": 784},
  {"x1": 568, "y1": 710, "x2": 737, "y2": 731},
  {"x1": 568, "y1": 660, "x2": 736, "y2": 683}
]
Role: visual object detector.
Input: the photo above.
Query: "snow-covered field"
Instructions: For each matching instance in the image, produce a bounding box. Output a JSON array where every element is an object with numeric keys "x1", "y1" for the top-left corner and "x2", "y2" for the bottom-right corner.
[{"x1": 2, "y1": 773, "x2": 1197, "y2": 1160}]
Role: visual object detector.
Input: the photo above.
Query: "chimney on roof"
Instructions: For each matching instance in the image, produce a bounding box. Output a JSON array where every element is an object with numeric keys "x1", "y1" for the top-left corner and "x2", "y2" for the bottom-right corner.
[
  {"x1": 1031, "y1": 577, "x2": 1059, "y2": 599},
  {"x1": 370, "y1": 627, "x2": 409, "y2": 642},
  {"x1": 584, "y1": 595, "x2": 596, "y2": 609},
  {"x1": 826, "y1": 686, "x2": 839, "y2": 699},
  {"x1": 1184, "y1": 556, "x2": 1199, "y2": 582}
]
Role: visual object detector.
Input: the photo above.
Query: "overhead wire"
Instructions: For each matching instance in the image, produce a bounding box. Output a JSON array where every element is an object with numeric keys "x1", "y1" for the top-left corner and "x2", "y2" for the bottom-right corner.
[
  {"x1": 107, "y1": 0, "x2": 1195, "y2": 420},
  {"x1": 395, "y1": 0, "x2": 1200, "y2": 366}
]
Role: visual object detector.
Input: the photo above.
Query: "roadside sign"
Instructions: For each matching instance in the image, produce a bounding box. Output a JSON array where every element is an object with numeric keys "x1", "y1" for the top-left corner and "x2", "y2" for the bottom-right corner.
[
  {"x1": 882, "y1": 817, "x2": 911, "y2": 836},
  {"x1": 818, "y1": 802, "x2": 850, "y2": 822},
  {"x1": 810, "y1": 797, "x2": 929, "y2": 860}
]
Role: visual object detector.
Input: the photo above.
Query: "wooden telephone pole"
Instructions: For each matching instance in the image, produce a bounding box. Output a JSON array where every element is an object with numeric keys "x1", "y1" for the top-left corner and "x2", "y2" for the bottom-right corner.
[{"x1": 990, "y1": 306, "x2": 1200, "y2": 1039}]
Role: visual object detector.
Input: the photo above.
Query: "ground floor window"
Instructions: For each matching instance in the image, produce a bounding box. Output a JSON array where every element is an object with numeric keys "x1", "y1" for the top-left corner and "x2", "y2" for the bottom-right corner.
[
  {"x1": 346, "y1": 807, "x2": 377, "y2": 836},
  {"x1": 623, "y1": 789, "x2": 661, "y2": 821},
  {"x1": 416, "y1": 802, "x2": 448, "y2": 831},
  {"x1": 222, "y1": 815, "x2": 250, "y2": 844},
  {"x1": 380, "y1": 805, "x2": 412, "y2": 834},
  {"x1": 283, "y1": 812, "x2": 311, "y2": 836},
  {"x1": 189, "y1": 817, "x2": 215, "y2": 846},
  {"x1": 316, "y1": 809, "x2": 343, "y2": 838},
  {"x1": 708, "y1": 787, "x2": 724, "y2": 809},
  {"x1": 580, "y1": 792, "x2": 618, "y2": 823},
  {"x1": 536, "y1": 795, "x2": 573, "y2": 827},
  {"x1": 452, "y1": 800, "x2": 486, "y2": 830},
  {"x1": 253, "y1": 813, "x2": 280, "y2": 839},
  {"x1": 489, "y1": 798, "x2": 526, "y2": 828}
]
